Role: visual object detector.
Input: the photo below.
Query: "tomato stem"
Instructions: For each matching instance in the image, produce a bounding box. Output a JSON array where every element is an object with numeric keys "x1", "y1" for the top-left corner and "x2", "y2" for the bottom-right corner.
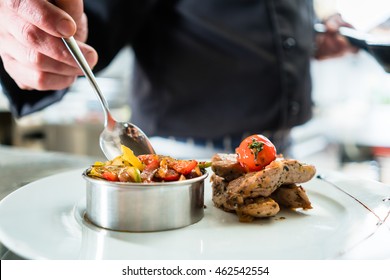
[{"x1": 248, "y1": 138, "x2": 264, "y2": 159}]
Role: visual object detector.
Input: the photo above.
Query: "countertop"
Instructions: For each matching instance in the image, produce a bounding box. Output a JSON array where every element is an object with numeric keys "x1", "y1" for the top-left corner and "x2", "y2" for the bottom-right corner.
[{"x1": 0, "y1": 145, "x2": 97, "y2": 259}]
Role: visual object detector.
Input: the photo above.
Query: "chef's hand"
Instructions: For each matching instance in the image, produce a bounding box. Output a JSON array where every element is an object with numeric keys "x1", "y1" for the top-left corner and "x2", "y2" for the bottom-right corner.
[
  {"x1": 315, "y1": 13, "x2": 359, "y2": 60},
  {"x1": 0, "y1": 0, "x2": 98, "y2": 91}
]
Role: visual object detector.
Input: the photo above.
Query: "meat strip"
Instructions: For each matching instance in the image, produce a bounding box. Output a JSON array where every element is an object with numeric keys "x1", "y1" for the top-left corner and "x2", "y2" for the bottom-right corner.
[
  {"x1": 271, "y1": 184, "x2": 312, "y2": 210},
  {"x1": 211, "y1": 174, "x2": 280, "y2": 222},
  {"x1": 211, "y1": 153, "x2": 246, "y2": 181},
  {"x1": 225, "y1": 158, "x2": 316, "y2": 205}
]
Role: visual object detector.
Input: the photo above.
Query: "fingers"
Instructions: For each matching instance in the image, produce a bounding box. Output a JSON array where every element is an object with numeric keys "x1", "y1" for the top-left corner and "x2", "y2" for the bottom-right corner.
[
  {"x1": 315, "y1": 13, "x2": 359, "y2": 60},
  {"x1": 0, "y1": 33, "x2": 81, "y2": 75},
  {"x1": 53, "y1": 0, "x2": 84, "y2": 22},
  {"x1": 315, "y1": 36, "x2": 349, "y2": 60},
  {"x1": 315, "y1": 34, "x2": 345, "y2": 60},
  {"x1": 0, "y1": 0, "x2": 97, "y2": 91},
  {"x1": 324, "y1": 13, "x2": 355, "y2": 30},
  {"x1": 0, "y1": 33, "x2": 98, "y2": 90},
  {"x1": 5, "y1": 13, "x2": 97, "y2": 67},
  {"x1": 3, "y1": 0, "x2": 76, "y2": 38},
  {"x1": 51, "y1": 0, "x2": 87, "y2": 41},
  {"x1": 1, "y1": 54, "x2": 77, "y2": 91}
]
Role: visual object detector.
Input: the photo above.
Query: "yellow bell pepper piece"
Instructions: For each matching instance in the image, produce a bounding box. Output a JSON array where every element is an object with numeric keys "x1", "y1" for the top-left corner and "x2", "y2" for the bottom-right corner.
[{"x1": 121, "y1": 145, "x2": 144, "y2": 171}]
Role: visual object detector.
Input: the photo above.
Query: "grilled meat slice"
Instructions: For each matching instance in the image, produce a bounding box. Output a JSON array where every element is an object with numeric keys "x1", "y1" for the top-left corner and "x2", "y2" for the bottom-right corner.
[
  {"x1": 211, "y1": 153, "x2": 246, "y2": 181},
  {"x1": 211, "y1": 174, "x2": 280, "y2": 221},
  {"x1": 271, "y1": 184, "x2": 312, "y2": 210},
  {"x1": 211, "y1": 174, "x2": 233, "y2": 213},
  {"x1": 225, "y1": 158, "x2": 316, "y2": 205},
  {"x1": 235, "y1": 197, "x2": 280, "y2": 222},
  {"x1": 210, "y1": 154, "x2": 315, "y2": 221}
]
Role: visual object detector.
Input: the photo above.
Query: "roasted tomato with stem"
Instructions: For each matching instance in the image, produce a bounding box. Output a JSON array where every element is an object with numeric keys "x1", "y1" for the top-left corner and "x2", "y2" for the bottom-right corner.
[{"x1": 236, "y1": 134, "x2": 276, "y2": 172}]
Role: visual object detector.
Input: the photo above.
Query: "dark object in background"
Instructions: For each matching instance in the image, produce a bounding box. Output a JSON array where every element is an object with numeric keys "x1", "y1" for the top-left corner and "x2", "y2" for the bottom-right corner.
[
  {"x1": 368, "y1": 44, "x2": 390, "y2": 72},
  {"x1": 0, "y1": 111, "x2": 12, "y2": 145}
]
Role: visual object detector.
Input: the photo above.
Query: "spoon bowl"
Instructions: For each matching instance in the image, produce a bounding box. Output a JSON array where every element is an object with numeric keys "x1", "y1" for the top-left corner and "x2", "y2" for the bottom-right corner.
[
  {"x1": 62, "y1": 37, "x2": 155, "y2": 158},
  {"x1": 99, "y1": 120, "x2": 155, "y2": 158}
]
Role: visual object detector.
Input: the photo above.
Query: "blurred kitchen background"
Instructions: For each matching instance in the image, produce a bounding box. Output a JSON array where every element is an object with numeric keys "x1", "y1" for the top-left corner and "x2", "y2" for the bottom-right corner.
[{"x1": 1, "y1": 0, "x2": 390, "y2": 183}]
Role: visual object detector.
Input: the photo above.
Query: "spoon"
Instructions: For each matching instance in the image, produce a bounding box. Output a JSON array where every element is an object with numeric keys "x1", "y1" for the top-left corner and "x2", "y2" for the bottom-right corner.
[{"x1": 62, "y1": 36, "x2": 155, "y2": 158}]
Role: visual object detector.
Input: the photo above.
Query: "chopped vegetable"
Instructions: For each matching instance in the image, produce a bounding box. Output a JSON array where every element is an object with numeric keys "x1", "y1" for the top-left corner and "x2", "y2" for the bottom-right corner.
[
  {"x1": 169, "y1": 159, "x2": 198, "y2": 175},
  {"x1": 121, "y1": 145, "x2": 144, "y2": 171},
  {"x1": 102, "y1": 171, "x2": 118, "y2": 181},
  {"x1": 118, "y1": 166, "x2": 141, "y2": 183},
  {"x1": 87, "y1": 146, "x2": 210, "y2": 183}
]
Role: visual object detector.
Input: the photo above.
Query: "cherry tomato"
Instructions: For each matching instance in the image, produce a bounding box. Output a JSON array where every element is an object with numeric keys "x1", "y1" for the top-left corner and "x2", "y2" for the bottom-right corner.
[
  {"x1": 155, "y1": 158, "x2": 181, "y2": 181},
  {"x1": 102, "y1": 171, "x2": 119, "y2": 181},
  {"x1": 169, "y1": 160, "x2": 198, "y2": 175},
  {"x1": 159, "y1": 169, "x2": 181, "y2": 181},
  {"x1": 138, "y1": 154, "x2": 160, "y2": 171},
  {"x1": 236, "y1": 134, "x2": 276, "y2": 171}
]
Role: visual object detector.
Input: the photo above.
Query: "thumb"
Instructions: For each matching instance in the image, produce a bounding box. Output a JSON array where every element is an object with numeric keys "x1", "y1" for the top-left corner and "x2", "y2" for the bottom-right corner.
[
  {"x1": 51, "y1": 0, "x2": 85, "y2": 37},
  {"x1": 52, "y1": 0, "x2": 84, "y2": 23}
]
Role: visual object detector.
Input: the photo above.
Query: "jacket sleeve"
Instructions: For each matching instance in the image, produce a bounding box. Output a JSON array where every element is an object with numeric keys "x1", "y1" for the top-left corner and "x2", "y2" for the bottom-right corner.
[
  {"x1": 84, "y1": 0, "x2": 161, "y2": 72},
  {"x1": 0, "y1": 60, "x2": 67, "y2": 118}
]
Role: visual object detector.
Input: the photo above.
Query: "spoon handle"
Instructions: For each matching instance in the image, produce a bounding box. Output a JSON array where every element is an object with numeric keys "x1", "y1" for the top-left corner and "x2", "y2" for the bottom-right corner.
[{"x1": 62, "y1": 37, "x2": 113, "y2": 126}]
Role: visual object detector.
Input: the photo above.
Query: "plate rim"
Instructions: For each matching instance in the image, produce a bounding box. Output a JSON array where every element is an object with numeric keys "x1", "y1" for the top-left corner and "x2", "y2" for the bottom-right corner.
[{"x1": 0, "y1": 168, "x2": 385, "y2": 260}]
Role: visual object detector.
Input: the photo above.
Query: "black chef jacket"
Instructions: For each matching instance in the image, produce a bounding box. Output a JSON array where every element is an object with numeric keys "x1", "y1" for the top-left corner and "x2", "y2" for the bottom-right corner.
[{"x1": 0, "y1": 0, "x2": 316, "y2": 142}]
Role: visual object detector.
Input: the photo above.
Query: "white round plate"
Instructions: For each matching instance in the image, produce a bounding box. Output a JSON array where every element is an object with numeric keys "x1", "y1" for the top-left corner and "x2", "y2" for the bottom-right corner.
[{"x1": 0, "y1": 169, "x2": 385, "y2": 259}]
